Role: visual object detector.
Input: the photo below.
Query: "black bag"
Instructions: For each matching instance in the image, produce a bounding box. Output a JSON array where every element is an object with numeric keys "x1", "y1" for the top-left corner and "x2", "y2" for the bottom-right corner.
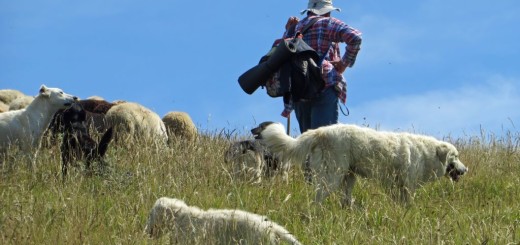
[{"x1": 264, "y1": 18, "x2": 325, "y2": 102}]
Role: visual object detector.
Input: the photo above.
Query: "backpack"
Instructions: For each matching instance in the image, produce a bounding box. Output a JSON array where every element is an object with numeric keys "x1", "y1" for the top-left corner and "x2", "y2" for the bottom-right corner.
[{"x1": 263, "y1": 17, "x2": 326, "y2": 102}]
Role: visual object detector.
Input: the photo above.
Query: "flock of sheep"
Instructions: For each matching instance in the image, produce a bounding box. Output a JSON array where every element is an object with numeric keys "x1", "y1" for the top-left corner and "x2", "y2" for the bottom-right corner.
[
  {"x1": 0, "y1": 88, "x2": 198, "y2": 146},
  {"x1": 0, "y1": 86, "x2": 298, "y2": 244}
]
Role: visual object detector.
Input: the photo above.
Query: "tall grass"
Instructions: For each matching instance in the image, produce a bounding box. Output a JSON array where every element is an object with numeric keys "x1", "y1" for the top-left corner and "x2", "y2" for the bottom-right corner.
[{"x1": 1, "y1": 129, "x2": 519, "y2": 244}]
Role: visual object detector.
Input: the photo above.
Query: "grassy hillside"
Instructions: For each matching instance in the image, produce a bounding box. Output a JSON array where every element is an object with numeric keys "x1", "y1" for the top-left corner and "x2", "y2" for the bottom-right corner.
[{"x1": 1, "y1": 130, "x2": 519, "y2": 244}]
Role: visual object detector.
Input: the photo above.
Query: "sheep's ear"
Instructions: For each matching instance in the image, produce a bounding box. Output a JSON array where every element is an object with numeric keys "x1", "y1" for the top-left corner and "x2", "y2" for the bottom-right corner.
[
  {"x1": 39, "y1": 85, "x2": 50, "y2": 97},
  {"x1": 436, "y1": 144, "x2": 449, "y2": 163}
]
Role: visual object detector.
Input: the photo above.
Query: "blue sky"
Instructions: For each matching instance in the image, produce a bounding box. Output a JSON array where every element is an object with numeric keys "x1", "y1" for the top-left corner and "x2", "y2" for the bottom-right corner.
[{"x1": 1, "y1": 0, "x2": 519, "y2": 138}]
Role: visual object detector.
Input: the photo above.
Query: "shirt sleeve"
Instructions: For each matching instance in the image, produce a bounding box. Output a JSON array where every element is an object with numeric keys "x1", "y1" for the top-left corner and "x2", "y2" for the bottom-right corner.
[{"x1": 328, "y1": 18, "x2": 362, "y2": 68}]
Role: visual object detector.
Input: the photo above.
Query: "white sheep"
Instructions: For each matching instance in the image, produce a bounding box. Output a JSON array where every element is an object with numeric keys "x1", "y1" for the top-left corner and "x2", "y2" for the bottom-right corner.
[
  {"x1": 162, "y1": 111, "x2": 197, "y2": 144},
  {"x1": 145, "y1": 197, "x2": 302, "y2": 245},
  {"x1": 105, "y1": 102, "x2": 167, "y2": 145}
]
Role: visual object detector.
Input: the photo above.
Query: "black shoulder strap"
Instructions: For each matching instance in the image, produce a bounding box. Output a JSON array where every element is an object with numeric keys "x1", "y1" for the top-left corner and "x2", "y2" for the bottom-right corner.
[
  {"x1": 299, "y1": 17, "x2": 321, "y2": 36},
  {"x1": 286, "y1": 17, "x2": 321, "y2": 38}
]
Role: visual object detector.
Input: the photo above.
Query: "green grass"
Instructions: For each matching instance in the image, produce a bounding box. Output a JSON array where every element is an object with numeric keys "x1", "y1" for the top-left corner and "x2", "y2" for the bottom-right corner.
[{"x1": 1, "y1": 130, "x2": 519, "y2": 244}]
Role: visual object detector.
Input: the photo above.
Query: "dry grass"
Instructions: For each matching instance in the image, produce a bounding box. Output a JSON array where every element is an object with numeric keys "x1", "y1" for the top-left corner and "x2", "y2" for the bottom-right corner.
[{"x1": 1, "y1": 129, "x2": 519, "y2": 244}]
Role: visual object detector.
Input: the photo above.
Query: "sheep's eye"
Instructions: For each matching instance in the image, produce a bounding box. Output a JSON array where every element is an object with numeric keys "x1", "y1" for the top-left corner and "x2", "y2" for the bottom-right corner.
[{"x1": 59, "y1": 91, "x2": 64, "y2": 95}]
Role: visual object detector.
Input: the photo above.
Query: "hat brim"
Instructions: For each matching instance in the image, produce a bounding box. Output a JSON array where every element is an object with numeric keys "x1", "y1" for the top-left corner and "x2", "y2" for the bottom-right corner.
[{"x1": 300, "y1": 6, "x2": 341, "y2": 15}]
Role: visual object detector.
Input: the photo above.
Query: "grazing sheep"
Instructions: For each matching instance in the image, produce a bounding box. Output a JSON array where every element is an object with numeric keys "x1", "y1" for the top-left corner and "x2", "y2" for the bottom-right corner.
[
  {"x1": 224, "y1": 139, "x2": 281, "y2": 183},
  {"x1": 47, "y1": 99, "x2": 112, "y2": 144},
  {"x1": 0, "y1": 85, "x2": 77, "y2": 161},
  {"x1": 0, "y1": 89, "x2": 25, "y2": 105},
  {"x1": 162, "y1": 111, "x2": 197, "y2": 144},
  {"x1": 145, "y1": 197, "x2": 302, "y2": 245},
  {"x1": 59, "y1": 102, "x2": 114, "y2": 178},
  {"x1": 105, "y1": 102, "x2": 167, "y2": 145},
  {"x1": 8, "y1": 95, "x2": 34, "y2": 111}
]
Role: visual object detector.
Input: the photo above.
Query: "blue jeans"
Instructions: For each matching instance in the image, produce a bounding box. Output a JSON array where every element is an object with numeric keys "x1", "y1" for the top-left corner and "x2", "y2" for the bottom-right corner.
[{"x1": 294, "y1": 86, "x2": 339, "y2": 133}]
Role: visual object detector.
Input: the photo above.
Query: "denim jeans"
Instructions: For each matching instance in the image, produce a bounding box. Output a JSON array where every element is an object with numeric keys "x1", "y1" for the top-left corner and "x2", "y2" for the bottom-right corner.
[{"x1": 294, "y1": 86, "x2": 339, "y2": 133}]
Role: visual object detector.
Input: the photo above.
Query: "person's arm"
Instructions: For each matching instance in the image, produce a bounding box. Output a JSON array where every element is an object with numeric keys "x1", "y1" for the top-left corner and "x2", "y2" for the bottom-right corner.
[
  {"x1": 329, "y1": 19, "x2": 362, "y2": 73},
  {"x1": 341, "y1": 25, "x2": 362, "y2": 68}
]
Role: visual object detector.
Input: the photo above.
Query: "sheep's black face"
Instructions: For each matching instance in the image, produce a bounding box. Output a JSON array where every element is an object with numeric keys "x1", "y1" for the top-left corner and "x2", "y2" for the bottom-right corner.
[
  {"x1": 251, "y1": 121, "x2": 275, "y2": 140},
  {"x1": 62, "y1": 103, "x2": 87, "y2": 130}
]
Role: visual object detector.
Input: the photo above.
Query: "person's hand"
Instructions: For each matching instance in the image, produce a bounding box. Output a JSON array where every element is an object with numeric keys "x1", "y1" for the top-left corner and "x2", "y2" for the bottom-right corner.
[
  {"x1": 285, "y1": 16, "x2": 299, "y2": 30},
  {"x1": 330, "y1": 60, "x2": 347, "y2": 74}
]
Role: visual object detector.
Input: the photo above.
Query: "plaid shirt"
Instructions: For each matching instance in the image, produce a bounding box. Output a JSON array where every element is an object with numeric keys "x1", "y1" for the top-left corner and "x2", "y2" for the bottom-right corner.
[{"x1": 280, "y1": 16, "x2": 362, "y2": 117}]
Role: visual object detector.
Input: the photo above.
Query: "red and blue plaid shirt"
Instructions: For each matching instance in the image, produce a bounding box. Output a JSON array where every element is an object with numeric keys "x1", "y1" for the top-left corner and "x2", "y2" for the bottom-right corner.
[{"x1": 280, "y1": 16, "x2": 362, "y2": 117}]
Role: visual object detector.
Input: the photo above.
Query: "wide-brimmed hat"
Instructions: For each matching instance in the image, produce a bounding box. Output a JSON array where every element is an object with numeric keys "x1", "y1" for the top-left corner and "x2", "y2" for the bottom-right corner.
[{"x1": 300, "y1": 0, "x2": 341, "y2": 15}]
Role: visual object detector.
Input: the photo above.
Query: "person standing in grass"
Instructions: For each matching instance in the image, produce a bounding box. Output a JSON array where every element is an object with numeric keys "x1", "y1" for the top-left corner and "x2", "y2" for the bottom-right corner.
[{"x1": 282, "y1": 0, "x2": 362, "y2": 133}]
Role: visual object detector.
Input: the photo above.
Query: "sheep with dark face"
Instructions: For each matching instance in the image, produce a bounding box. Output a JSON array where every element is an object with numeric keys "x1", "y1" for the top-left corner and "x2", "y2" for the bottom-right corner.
[
  {"x1": 59, "y1": 102, "x2": 113, "y2": 178},
  {"x1": 46, "y1": 99, "x2": 113, "y2": 145}
]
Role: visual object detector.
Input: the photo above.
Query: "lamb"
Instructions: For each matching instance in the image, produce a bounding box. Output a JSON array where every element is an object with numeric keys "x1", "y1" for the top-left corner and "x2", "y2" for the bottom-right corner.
[
  {"x1": 162, "y1": 111, "x2": 197, "y2": 144},
  {"x1": 105, "y1": 102, "x2": 167, "y2": 145},
  {"x1": 0, "y1": 85, "x2": 77, "y2": 161},
  {"x1": 145, "y1": 197, "x2": 302, "y2": 245}
]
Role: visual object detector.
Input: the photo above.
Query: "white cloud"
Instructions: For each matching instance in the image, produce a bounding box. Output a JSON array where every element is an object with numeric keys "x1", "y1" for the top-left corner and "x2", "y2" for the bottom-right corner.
[{"x1": 345, "y1": 76, "x2": 520, "y2": 138}]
